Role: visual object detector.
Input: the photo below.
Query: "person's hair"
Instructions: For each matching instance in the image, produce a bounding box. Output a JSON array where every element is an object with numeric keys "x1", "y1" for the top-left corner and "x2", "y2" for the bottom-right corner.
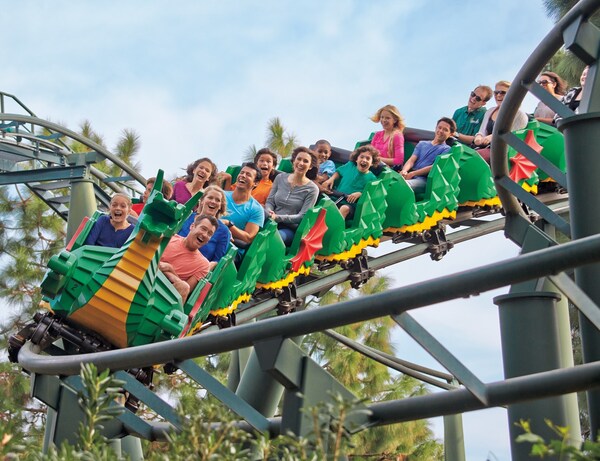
[
  {"x1": 241, "y1": 162, "x2": 263, "y2": 182},
  {"x1": 111, "y1": 192, "x2": 132, "y2": 208},
  {"x1": 540, "y1": 71, "x2": 567, "y2": 96},
  {"x1": 437, "y1": 117, "x2": 457, "y2": 133},
  {"x1": 193, "y1": 213, "x2": 219, "y2": 230},
  {"x1": 254, "y1": 148, "x2": 278, "y2": 167},
  {"x1": 474, "y1": 85, "x2": 493, "y2": 102},
  {"x1": 200, "y1": 185, "x2": 227, "y2": 218},
  {"x1": 147, "y1": 176, "x2": 173, "y2": 200},
  {"x1": 291, "y1": 146, "x2": 318, "y2": 169},
  {"x1": 351, "y1": 145, "x2": 380, "y2": 165},
  {"x1": 291, "y1": 147, "x2": 318, "y2": 180},
  {"x1": 185, "y1": 157, "x2": 218, "y2": 186},
  {"x1": 496, "y1": 80, "x2": 511, "y2": 89},
  {"x1": 315, "y1": 139, "x2": 332, "y2": 149},
  {"x1": 253, "y1": 148, "x2": 278, "y2": 181},
  {"x1": 370, "y1": 104, "x2": 406, "y2": 132}
]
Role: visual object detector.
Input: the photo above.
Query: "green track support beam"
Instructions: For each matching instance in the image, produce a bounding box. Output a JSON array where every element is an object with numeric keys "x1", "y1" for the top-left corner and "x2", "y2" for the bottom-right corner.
[
  {"x1": 65, "y1": 153, "x2": 97, "y2": 241},
  {"x1": 443, "y1": 413, "x2": 465, "y2": 461},
  {"x1": 495, "y1": 291, "x2": 573, "y2": 460},
  {"x1": 235, "y1": 337, "x2": 293, "y2": 417},
  {"x1": 558, "y1": 110, "x2": 600, "y2": 438},
  {"x1": 237, "y1": 336, "x2": 369, "y2": 442}
]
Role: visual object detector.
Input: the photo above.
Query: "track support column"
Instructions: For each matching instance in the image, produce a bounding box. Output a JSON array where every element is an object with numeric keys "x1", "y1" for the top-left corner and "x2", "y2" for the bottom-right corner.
[
  {"x1": 66, "y1": 154, "x2": 97, "y2": 241},
  {"x1": 558, "y1": 111, "x2": 600, "y2": 438},
  {"x1": 495, "y1": 291, "x2": 573, "y2": 460},
  {"x1": 443, "y1": 412, "x2": 465, "y2": 461}
]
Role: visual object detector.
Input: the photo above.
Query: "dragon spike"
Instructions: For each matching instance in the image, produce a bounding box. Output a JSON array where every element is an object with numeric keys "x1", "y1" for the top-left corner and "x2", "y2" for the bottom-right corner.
[
  {"x1": 179, "y1": 190, "x2": 203, "y2": 223},
  {"x1": 154, "y1": 169, "x2": 165, "y2": 192}
]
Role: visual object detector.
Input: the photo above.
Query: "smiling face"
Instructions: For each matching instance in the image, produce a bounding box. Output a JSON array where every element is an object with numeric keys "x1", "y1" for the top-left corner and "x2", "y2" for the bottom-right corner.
[
  {"x1": 192, "y1": 161, "x2": 214, "y2": 186},
  {"x1": 109, "y1": 195, "x2": 131, "y2": 227},
  {"x1": 467, "y1": 88, "x2": 488, "y2": 111},
  {"x1": 356, "y1": 152, "x2": 373, "y2": 173},
  {"x1": 538, "y1": 74, "x2": 557, "y2": 95},
  {"x1": 256, "y1": 154, "x2": 274, "y2": 179},
  {"x1": 199, "y1": 189, "x2": 223, "y2": 217},
  {"x1": 494, "y1": 83, "x2": 509, "y2": 106},
  {"x1": 379, "y1": 109, "x2": 397, "y2": 131},
  {"x1": 235, "y1": 166, "x2": 258, "y2": 191},
  {"x1": 293, "y1": 151, "x2": 313, "y2": 176},
  {"x1": 185, "y1": 218, "x2": 216, "y2": 251},
  {"x1": 434, "y1": 120, "x2": 453, "y2": 144},
  {"x1": 315, "y1": 143, "x2": 331, "y2": 163}
]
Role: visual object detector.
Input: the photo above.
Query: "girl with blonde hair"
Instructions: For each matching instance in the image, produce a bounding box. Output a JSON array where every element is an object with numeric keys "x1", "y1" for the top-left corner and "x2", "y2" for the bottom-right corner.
[
  {"x1": 370, "y1": 104, "x2": 406, "y2": 170},
  {"x1": 84, "y1": 193, "x2": 134, "y2": 248}
]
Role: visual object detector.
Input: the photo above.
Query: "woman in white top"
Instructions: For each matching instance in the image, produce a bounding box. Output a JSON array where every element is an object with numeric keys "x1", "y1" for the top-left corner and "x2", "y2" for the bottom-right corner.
[
  {"x1": 534, "y1": 71, "x2": 567, "y2": 125},
  {"x1": 473, "y1": 80, "x2": 529, "y2": 162}
]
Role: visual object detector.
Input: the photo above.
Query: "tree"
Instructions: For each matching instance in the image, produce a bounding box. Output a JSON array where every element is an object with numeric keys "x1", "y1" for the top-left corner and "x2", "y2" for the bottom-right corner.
[
  {"x1": 71, "y1": 120, "x2": 142, "y2": 189},
  {"x1": 245, "y1": 117, "x2": 299, "y2": 162},
  {"x1": 0, "y1": 186, "x2": 65, "y2": 336},
  {"x1": 542, "y1": 0, "x2": 600, "y2": 86},
  {"x1": 265, "y1": 117, "x2": 298, "y2": 159}
]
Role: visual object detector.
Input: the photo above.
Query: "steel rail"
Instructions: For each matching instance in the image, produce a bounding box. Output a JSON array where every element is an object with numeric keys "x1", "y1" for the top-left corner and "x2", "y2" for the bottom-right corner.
[
  {"x1": 130, "y1": 361, "x2": 600, "y2": 441},
  {"x1": 0, "y1": 113, "x2": 146, "y2": 186}
]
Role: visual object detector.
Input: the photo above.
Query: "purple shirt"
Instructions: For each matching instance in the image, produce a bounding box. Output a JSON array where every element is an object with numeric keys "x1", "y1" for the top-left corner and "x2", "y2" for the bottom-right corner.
[
  {"x1": 83, "y1": 215, "x2": 134, "y2": 248},
  {"x1": 411, "y1": 141, "x2": 451, "y2": 178},
  {"x1": 172, "y1": 181, "x2": 192, "y2": 205}
]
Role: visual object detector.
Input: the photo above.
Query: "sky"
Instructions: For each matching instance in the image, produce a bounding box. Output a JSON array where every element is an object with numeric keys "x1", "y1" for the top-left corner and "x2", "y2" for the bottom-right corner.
[{"x1": 1, "y1": 1, "x2": 561, "y2": 459}]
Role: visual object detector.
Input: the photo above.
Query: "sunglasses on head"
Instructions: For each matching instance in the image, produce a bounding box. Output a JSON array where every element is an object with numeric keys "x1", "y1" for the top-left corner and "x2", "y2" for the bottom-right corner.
[
  {"x1": 494, "y1": 90, "x2": 507, "y2": 96},
  {"x1": 470, "y1": 91, "x2": 487, "y2": 102}
]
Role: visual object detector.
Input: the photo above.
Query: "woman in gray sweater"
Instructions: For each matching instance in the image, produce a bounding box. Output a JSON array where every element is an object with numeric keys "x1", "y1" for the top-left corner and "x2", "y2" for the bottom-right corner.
[{"x1": 265, "y1": 147, "x2": 319, "y2": 245}]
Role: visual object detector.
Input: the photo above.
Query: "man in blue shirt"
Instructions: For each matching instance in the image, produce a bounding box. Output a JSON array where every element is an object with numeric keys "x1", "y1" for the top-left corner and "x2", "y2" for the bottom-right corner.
[
  {"x1": 221, "y1": 162, "x2": 264, "y2": 246},
  {"x1": 400, "y1": 117, "x2": 456, "y2": 194}
]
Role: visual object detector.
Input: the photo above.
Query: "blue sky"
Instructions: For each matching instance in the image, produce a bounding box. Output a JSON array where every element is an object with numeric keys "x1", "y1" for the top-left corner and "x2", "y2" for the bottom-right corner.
[{"x1": 2, "y1": 1, "x2": 561, "y2": 459}]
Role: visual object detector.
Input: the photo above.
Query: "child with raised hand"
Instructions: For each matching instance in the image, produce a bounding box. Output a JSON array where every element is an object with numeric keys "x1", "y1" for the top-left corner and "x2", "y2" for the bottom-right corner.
[
  {"x1": 322, "y1": 145, "x2": 379, "y2": 219},
  {"x1": 84, "y1": 193, "x2": 134, "y2": 248}
]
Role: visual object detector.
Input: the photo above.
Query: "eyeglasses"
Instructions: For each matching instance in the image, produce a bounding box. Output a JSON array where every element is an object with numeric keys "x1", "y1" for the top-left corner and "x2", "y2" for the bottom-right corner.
[
  {"x1": 470, "y1": 91, "x2": 487, "y2": 102},
  {"x1": 494, "y1": 90, "x2": 507, "y2": 96},
  {"x1": 537, "y1": 80, "x2": 552, "y2": 86}
]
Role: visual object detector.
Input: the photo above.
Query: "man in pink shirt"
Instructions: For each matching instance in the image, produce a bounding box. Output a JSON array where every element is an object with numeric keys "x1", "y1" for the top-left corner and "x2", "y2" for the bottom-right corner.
[{"x1": 159, "y1": 214, "x2": 218, "y2": 301}]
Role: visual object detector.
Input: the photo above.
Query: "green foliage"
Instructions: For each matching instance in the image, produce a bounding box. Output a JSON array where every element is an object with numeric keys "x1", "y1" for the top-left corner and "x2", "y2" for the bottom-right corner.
[
  {"x1": 516, "y1": 418, "x2": 600, "y2": 460},
  {"x1": 0, "y1": 362, "x2": 45, "y2": 459},
  {"x1": 245, "y1": 117, "x2": 300, "y2": 163},
  {"x1": 1, "y1": 363, "x2": 126, "y2": 460},
  {"x1": 76, "y1": 364, "x2": 125, "y2": 452},
  {"x1": 542, "y1": 0, "x2": 600, "y2": 87},
  {"x1": 0, "y1": 186, "x2": 65, "y2": 339},
  {"x1": 265, "y1": 117, "x2": 299, "y2": 158},
  {"x1": 542, "y1": 0, "x2": 600, "y2": 25},
  {"x1": 155, "y1": 389, "x2": 366, "y2": 461}
]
